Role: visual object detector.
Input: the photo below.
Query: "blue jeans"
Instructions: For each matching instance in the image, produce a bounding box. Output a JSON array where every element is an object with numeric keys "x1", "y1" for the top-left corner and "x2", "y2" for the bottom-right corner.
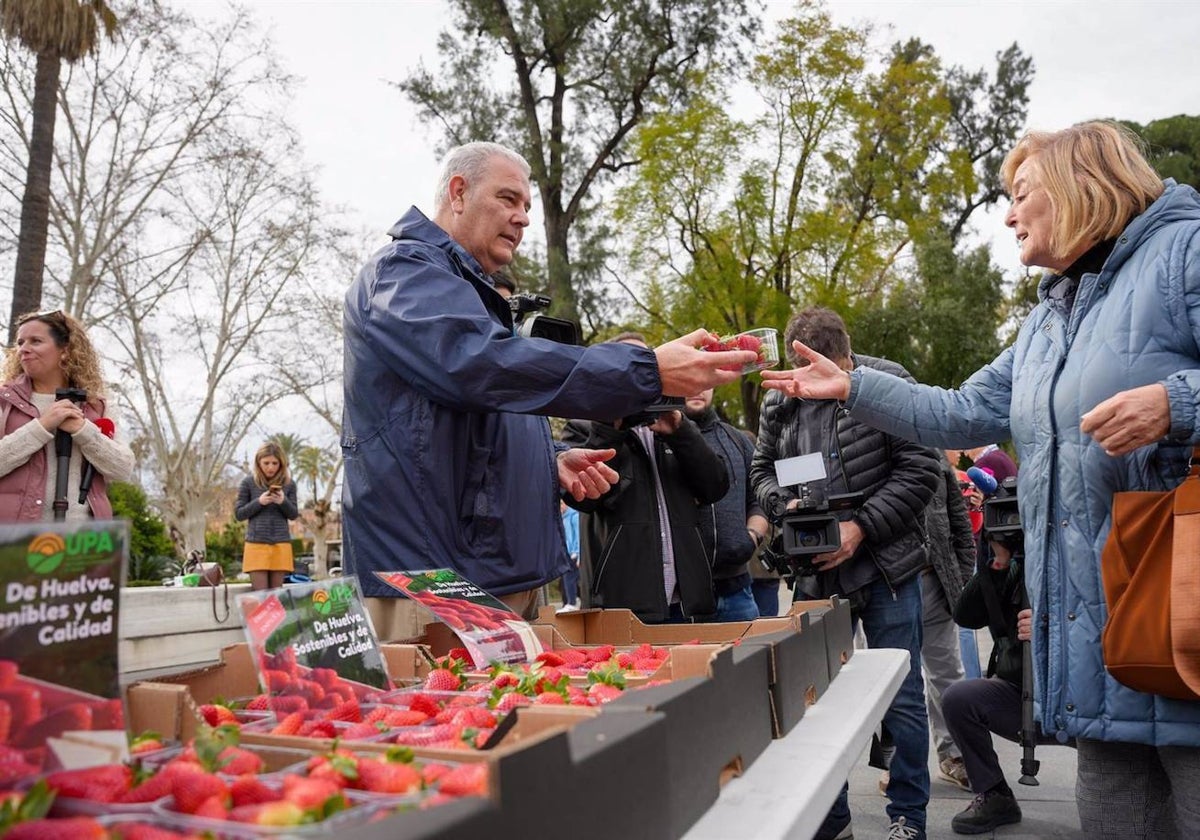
[
  {"x1": 818, "y1": 575, "x2": 929, "y2": 836},
  {"x1": 958, "y1": 627, "x2": 982, "y2": 678},
  {"x1": 751, "y1": 578, "x2": 780, "y2": 617},
  {"x1": 715, "y1": 584, "x2": 761, "y2": 622}
]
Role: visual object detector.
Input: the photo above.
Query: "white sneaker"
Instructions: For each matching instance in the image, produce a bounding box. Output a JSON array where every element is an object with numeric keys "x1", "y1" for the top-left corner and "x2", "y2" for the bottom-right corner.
[{"x1": 556, "y1": 602, "x2": 580, "y2": 613}]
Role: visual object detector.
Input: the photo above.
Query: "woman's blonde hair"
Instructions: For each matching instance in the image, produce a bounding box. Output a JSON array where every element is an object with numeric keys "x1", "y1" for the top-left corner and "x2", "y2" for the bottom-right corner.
[
  {"x1": 1001, "y1": 121, "x2": 1164, "y2": 262},
  {"x1": 3, "y1": 310, "x2": 106, "y2": 403},
  {"x1": 253, "y1": 441, "x2": 290, "y2": 488}
]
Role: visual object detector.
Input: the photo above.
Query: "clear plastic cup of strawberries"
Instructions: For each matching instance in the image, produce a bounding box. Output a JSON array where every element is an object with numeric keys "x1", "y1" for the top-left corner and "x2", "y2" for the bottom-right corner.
[{"x1": 701, "y1": 327, "x2": 780, "y2": 374}]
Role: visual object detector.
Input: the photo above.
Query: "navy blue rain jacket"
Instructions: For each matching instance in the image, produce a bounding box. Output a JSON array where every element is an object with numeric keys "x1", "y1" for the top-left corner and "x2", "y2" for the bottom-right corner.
[{"x1": 341, "y1": 207, "x2": 662, "y2": 597}]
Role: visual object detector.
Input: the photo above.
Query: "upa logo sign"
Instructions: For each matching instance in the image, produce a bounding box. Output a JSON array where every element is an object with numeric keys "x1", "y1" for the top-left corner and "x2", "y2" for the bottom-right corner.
[
  {"x1": 26, "y1": 531, "x2": 116, "y2": 575},
  {"x1": 311, "y1": 581, "x2": 354, "y2": 617}
]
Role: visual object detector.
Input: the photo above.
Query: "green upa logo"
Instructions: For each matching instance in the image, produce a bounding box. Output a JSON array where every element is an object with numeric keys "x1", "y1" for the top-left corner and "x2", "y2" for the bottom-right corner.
[
  {"x1": 312, "y1": 582, "x2": 355, "y2": 617},
  {"x1": 26, "y1": 533, "x2": 66, "y2": 574},
  {"x1": 25, "y1": 530, "x2": 116, "y2": 574}
]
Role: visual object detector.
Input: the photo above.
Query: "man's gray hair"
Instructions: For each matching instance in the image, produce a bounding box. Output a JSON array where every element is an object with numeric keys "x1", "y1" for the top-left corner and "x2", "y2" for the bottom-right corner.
[{"x1": 433, "y1": 142, "x2": 531, "y2": 212}]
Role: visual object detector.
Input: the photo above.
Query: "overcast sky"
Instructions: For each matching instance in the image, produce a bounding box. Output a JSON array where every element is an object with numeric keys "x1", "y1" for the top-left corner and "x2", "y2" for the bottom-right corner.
[{"x1": 177, "y1": 0, "x2": 1200, "y2": 275}]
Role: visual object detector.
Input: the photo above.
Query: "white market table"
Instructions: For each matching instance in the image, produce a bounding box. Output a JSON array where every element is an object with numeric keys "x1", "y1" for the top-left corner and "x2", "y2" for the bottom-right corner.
[
  {"x1": 118, "y1": 584, "x2": 251, "y2": 681},
  {"x1": 684, "y1": 647, "x2": 908, "y2": 840}
]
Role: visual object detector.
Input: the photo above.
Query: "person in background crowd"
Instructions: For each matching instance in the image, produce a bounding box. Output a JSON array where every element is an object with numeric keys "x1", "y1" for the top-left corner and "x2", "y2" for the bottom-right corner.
[
  {"x1": 955, "y1": 467, "x2": 987, "y2": 680},
  {"x1": 887, "y1": 453, "x2": 975, "y2": 795},
  {"x1": 685, "y1": 387, "x2": 771, "y2": 622},
  {"x1": 741, "y1": 428, "x2": 784, "y2": 616},
  {"x1": 943, "y1": 540, "x2": 1032, "y2": 834},
  {"x1": 751, "y1": 307, "x2": 940, "y2": 840},
  {"x1": 236, "y1": 441, "x2": 299, "y2": 591},
  {"x1": 562, "y1": 334, "x2": 729, "y2": 624},
  {"x1": 341, "y1": 141, "x2": 756, "y2": 639},
  {"x1": 761, "y1": 121, "x2": 1200, "y2": 837},
  {"x1": 0, "y1": 310, "x2": 133, "y2": 522},
  {"x1": 559, "y1": 498, "x2": 581, "y2": 611}
]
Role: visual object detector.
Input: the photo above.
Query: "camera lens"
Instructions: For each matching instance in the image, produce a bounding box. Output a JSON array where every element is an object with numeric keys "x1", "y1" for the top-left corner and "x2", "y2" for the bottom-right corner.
[{"x1": 798, "y1": 530, "x2": 822, "y2": 548}]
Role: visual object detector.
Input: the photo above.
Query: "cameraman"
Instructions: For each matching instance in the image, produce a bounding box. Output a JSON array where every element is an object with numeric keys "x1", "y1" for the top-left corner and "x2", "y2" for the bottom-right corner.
[
  {"x1": 561, "y1": 334, "x2": 729, "y2": 624},
  {"x1": 750, "y1": 307, "x2": 940, "y2": 840}
]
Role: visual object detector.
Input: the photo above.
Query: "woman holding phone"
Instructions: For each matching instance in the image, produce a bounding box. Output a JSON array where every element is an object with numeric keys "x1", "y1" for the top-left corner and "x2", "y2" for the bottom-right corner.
[{"x1": 236, "y1": 441, "x2": 299, "y2": 590}]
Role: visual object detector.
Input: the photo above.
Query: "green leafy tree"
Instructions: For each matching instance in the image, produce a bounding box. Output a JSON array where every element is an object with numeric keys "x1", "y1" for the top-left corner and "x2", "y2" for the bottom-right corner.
[
  {"x1": 1124, "y1": 115, "x2": 1200, "y2": 190},
  {"x1": 205, "y1": 519, "x2": 245, "y2": 578},
  {"x1": 397, "y1": 0, "x2": 760, "y2": 327},
  {"x1": 615, "y1": 2, "x2": 1028, "y2": 427},
  {"x1": 1, "y1": 0, "x2": 116, "y2": 341},
  {"x1": 108, "y1": 479, "x2": 175, "y2": 581}
]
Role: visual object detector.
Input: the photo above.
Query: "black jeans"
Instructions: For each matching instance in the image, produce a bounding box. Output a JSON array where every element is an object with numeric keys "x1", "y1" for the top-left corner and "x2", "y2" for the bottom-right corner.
[{"x1": 942, "y1": 676, "x2": 1021, "y2": 793}]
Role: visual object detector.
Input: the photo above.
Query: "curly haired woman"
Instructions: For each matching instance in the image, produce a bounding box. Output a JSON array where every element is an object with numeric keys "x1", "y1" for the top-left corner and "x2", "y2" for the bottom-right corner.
[{"x1": 0, "y1": 310, "x2": 134, "y2": 522}]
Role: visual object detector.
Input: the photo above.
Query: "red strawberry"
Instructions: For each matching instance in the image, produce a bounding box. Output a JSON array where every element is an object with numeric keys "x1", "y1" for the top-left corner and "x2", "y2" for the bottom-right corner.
[
  {"x1": 45, "y1": 763, "x2": 132, "y2": 802},
  {"x1": 585, "y1": 644, "x2": 615, "y2": 663},
  {"x1": 0, "y1": 686, "x2": 41, "y2": 729},
  {"x1": 615, "y1": 652, "x2": 635, "y2": 669},
  {"x1": 129, "y1": 732, "x2": 165, "y2": 755},
  {"x1": 297, "y1": 720, "x2": 337, "y2": 739},
  {"x1": 4, "y1": 817, "x2": 106, "y2": 839},
  {"x1": 111, "y1": 822, "x2": 202, "y2": 840},
  {"x1": 13, "y1": 702, "x2": 93, "y2": 749},
  {"x1": 385, "y1": 708, "x2": 431, "y2": 727},
  {"x1": 424, "y1": 668, "x2": 463, "y2": 691},
  {"x1": 0, "y1": 699, "x2": 10, "y2": 743},
  {"x1": 390, "y1": 723, "x2": 461, "y2": 747},
  {"x1": 0, "y1": 660, "x2": 16, "y2": 688},
  {"x1": 340, "y1": 721, "x2": 385, "y2": 740},
  {"x1": 311, "y1": 668, "x2": 340, "y2": 689},
  {"x1": 93, "y1": 698, "x2": 124, "y2": 729},
  {"x1": 270, "y1": 695, "x2": 308, "y2": 715},
  {"x1": 246, "y1": 694, "x2": 271, "y2": 711},
  {"x1": 170, "y1": 765, "x2": 230, "y2": 814},
  {"x1": 587, "y1": 683, "x2": 623, "y2": 704},
  {"x1": 218, "y1": 745, "x2": 264, "y2": 776},
  {"x1": 436, "y1": 762, "x2": 489, "y2": 797},
  {"x1": 406, "y1": 693, "x2": 443, "y2": 719},
  {"x1": 534, "y1": 691, "x2": 565, "y2": 705},
  {"x1": 231, "y1": 775, "x2": 282, "y2": 807},
  {"x1": 357, "y1": 757, "x2": 422, "y2": 794},
  {"x1": 322, "y1": 699, "x2": 361, "y2": 723},
  {"x1": 297, "y1": 680, "x2": 326, "y2": 704},
  {"x1": 281, "y1": 774, "x2": 344, "y2": 812},
  {"x1": 118, "y1": 765, "x2": 178, "y2": 803},
  {"x1": 262, "y1": 669, "x2": 292, "y2": 692},
  {"x1": 198, "y1": 704, "x2": 238, "y2": 727},
  {"x1": 230, "y1": 800, "x2": 305, "y2": 825},
  {"x1": 270, "y1": 711, "x2": 306, "y2": 736},
  {"x1": 192, "y1": 792, "x2": 230, "y2": 820},
  {"x1": 493, "y1": 692, "x2": 531, "y2": 712},
  {"x1": 534, "y1": 651, "x2": 565, "y2": 667}
]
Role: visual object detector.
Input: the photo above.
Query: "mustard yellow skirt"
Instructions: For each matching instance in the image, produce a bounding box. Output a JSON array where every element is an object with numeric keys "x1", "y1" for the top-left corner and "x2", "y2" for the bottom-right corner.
[{"x1": 242, "y1": 542, "x2": 294, "y2": 573}]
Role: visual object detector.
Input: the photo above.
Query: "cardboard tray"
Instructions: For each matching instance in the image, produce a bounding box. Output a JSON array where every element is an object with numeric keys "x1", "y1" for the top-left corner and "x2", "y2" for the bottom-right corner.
[{"x1": 606, "y1": 641, "x2": 773, "y2": 838}]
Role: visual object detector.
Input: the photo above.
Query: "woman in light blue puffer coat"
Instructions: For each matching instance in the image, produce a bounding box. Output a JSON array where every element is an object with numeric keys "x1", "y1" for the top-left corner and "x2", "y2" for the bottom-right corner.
[{"x1": 761, "y1": 121, "x2": 1200, "y2": 838}]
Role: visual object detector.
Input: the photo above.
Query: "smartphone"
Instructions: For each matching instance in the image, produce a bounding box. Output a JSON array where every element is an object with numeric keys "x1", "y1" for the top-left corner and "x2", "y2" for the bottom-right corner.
[{"x1": 269, "y1": 484, "x2": 281, "y2": 493}]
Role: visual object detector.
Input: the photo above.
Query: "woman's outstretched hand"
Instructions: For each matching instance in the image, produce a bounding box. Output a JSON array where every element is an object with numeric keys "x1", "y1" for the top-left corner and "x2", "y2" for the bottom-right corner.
[{"x1": 759, "y1": 340, "x2": 852, "y2": 401}]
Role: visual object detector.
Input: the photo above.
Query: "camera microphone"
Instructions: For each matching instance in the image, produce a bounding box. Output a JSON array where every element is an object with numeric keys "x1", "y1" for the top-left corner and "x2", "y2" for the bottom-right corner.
[{"x1": 967, "y1": 465, "x2": 998, "y2": 496}]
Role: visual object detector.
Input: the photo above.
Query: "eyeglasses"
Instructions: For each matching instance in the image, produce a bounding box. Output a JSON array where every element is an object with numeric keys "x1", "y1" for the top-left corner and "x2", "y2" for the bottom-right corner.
[{"x1": 18, "y1": 309, "x2": 65, "y2": 324}]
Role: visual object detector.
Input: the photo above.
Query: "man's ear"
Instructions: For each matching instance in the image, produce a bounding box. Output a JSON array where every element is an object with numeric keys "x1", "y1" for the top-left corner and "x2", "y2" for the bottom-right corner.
[{"x1": 448, "y1": 174, "x2": 468, "y2": 210}]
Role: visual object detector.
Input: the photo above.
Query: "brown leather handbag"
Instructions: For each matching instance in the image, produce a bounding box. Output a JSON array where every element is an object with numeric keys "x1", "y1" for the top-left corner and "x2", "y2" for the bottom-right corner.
[{"x1": 1100, "y1": 449, "x2": 1200, "y2": 700}]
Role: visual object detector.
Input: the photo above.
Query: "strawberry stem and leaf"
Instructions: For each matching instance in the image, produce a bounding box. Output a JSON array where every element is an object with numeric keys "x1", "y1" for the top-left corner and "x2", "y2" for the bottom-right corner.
[
  {"x1": 0, "y1": 780, "x2": 54, "y2": 832},
  {"x1": 192, "y1": 723, "x2": 242, "y2": 773},
  {"x1": 587, "y1": 662, "x2": 628, "y2": 689}
]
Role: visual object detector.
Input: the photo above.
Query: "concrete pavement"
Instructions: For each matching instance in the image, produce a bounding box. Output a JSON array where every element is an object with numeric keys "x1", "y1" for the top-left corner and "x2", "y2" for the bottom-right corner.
[{"x1": 842, "y1": 732, "x2": 1082, "y2": 839}]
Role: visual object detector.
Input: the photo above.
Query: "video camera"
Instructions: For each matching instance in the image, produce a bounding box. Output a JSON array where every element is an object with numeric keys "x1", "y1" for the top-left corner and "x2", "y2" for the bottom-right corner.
[
  {"x1": 55, "y1": 387, "x2": 87, "y2": 405},
  {"x1": 761, "y1": 482, "x2": 865, "y2": 578},
  {"x1": 509, "y1": 293, "x2": 580, "y2": 345},
  {"x1": 982, "y1": 475, "x2": 1023, "y2": 553}
]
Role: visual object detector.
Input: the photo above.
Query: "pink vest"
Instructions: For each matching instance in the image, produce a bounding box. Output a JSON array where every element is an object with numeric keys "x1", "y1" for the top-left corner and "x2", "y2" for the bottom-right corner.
[{"x1": 0, "y1": 376, "x2": 112, "y2": 522}]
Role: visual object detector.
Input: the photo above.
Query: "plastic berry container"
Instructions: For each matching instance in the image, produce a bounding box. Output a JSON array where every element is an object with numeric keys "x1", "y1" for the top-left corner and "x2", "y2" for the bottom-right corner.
[{"x1": 703, "y1": 327, "x2": 780, "y2": 374}]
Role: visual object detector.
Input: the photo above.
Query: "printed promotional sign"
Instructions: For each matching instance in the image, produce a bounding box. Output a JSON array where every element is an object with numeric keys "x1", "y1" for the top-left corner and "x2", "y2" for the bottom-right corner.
[
  {"x1": 237, "y1": 576, "x2": 392, "y2": 716},
  {"x1": 375, "y1": 569, "x2": 543, "y2": 667},
  {"x1": 0, "y1": 520, "x2": 130, "y2": 773}
]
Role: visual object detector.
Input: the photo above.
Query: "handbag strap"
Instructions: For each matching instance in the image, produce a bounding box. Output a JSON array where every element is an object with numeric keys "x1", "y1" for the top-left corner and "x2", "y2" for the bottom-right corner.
[
  {"x1": 211, "y1": 578, "x2": 230, "y2": 623},
  {"x1": 1170, "y1": 446, "x2": 1200, "y2": 694}
]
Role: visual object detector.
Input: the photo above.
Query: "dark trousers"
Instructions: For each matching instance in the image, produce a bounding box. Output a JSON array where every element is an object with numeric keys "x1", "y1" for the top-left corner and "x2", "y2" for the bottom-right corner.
[{"x1": 942, "y1": 676, "x2": 1021, "y2": 794}]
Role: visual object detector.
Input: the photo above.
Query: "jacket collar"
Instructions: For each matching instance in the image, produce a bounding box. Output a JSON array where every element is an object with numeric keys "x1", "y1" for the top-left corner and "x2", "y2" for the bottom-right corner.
[{"x1": 387, "y1": 206, "x2": 489, "y2": 280}]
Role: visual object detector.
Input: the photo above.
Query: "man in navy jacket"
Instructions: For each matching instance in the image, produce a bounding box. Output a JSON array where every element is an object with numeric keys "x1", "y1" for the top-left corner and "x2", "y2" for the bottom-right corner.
[{"x1": 341, "y1": 142, "x2": 755, "y2": 638}]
